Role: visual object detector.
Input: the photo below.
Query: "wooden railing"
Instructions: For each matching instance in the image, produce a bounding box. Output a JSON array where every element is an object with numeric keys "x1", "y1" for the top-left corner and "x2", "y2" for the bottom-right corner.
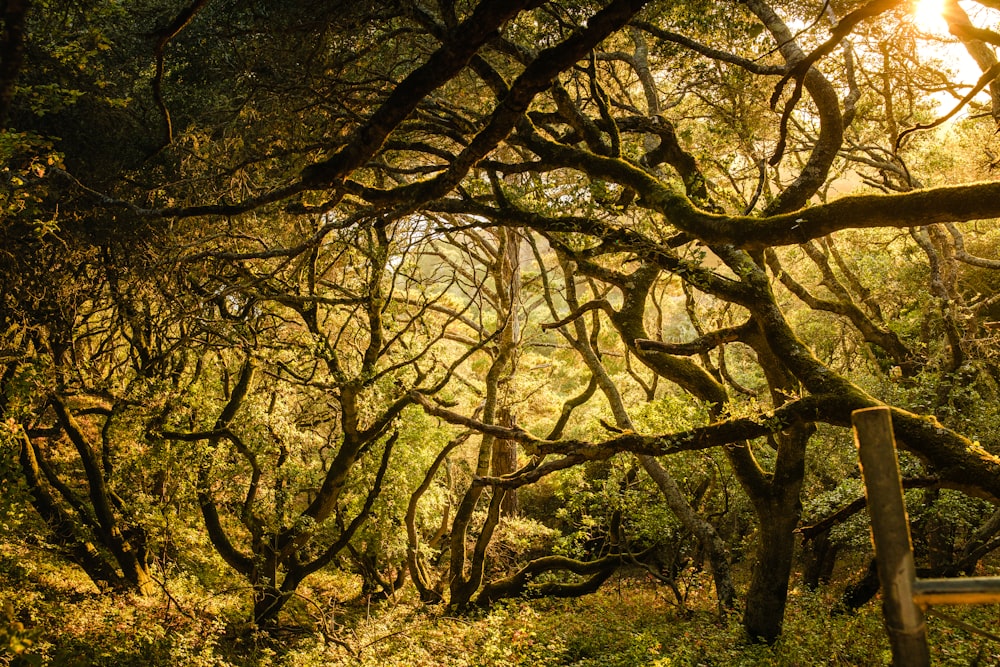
[{"x1": 853, "y1": 406, "x2": 1000, "y2": 666}]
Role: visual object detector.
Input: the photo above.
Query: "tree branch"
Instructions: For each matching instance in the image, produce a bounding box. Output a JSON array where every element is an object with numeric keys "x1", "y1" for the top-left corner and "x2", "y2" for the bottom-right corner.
[{"x1": 151, "y1": 0, "x2": 212, "y2": 149}]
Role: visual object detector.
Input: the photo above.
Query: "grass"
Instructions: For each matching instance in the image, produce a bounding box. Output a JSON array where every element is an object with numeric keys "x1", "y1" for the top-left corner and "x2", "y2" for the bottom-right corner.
[{"x1": 2, "y1": 541, "x2": 998, "y2": 666}]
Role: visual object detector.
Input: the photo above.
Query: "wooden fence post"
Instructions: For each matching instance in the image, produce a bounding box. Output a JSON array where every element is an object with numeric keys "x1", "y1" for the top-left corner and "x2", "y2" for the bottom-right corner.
[{"x1": 852, "y1": 406, "x2": 930, "y2": 667}]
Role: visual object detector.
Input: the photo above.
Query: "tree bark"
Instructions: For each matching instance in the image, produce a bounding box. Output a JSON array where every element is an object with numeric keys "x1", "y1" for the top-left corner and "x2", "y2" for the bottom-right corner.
[
  {"x1": 638, "y1": 455, "x2": 736, "y2": 611},
  {"x1": 741, "y1": 423, "x2": 809, "y2": 642},
  {"x1": 16, "y1": 427, "x2": 127, "y2": 592}
]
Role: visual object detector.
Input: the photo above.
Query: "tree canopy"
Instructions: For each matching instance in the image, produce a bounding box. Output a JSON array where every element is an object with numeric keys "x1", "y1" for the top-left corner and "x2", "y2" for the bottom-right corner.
[{"x1": 5, "y1": 0, "x2": 1000, "y2": 656}]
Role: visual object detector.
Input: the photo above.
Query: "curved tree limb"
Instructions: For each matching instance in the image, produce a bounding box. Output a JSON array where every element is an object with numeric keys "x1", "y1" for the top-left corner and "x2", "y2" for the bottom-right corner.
[
  {"x1": 150, "y1": 0, "x2": 211, "y2": 149},
  {"x1": 475, "y1": 553, "x2": 624, "y2": 607},
  {"x1": 634, "y1": 321, "x2": 752, "y2": 356}
]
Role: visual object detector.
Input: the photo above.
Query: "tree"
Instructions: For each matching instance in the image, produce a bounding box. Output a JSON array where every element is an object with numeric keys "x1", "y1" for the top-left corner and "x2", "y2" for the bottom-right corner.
[{"x1": 10, "y1": 0, "x2": 1000, "y2": 643}]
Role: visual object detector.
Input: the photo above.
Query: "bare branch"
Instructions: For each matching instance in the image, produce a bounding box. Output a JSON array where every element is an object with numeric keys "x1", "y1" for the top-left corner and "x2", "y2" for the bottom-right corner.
[
  {"x1": 151, "y1": 0, "x2": 212, "y2": 149},
  {"x1": 634, "y1": 321, "x2": 751, "y2": 356}
]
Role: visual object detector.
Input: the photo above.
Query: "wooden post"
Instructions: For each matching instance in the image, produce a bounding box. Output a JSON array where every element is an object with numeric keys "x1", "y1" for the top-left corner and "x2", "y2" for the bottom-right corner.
[
  {"x1": 912, "y1": 577, "x2": 1000, "y2": 606},
  {"x1": 852, "y1": 407, "x2": 930, "y2": 667}
]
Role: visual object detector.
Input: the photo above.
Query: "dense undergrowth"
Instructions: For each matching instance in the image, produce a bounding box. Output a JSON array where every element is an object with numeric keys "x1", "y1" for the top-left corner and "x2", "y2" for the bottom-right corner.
[{"x1": 3, "y1": 542, "x2": 998, "y2": 666}]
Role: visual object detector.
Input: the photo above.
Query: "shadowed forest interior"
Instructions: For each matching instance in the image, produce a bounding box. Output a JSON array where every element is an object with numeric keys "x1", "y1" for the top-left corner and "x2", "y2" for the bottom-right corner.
[{"x1": 3, "y1": 0, "x2": 1000, "y2": 664}]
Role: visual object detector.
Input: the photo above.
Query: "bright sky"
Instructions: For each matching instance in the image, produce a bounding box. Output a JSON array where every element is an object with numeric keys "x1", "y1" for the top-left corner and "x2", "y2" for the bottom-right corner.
[
  {"x1": 910, "y1": 0, "x2": 994, "y2": 92},
  {"x1": 913, "y1": 0, "x2": 948, "y2": 31}
]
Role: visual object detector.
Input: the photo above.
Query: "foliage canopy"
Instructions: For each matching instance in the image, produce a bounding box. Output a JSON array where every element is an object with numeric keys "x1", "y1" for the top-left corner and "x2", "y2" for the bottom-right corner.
[{"x1": 5, "y1": 0, "x2": 1000, "y2": 660}]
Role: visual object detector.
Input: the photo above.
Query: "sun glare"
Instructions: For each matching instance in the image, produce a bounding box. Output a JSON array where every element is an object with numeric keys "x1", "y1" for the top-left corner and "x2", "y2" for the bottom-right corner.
[
  {"x1": 912, "y1": 0, "x2": 948, "y2": 35},
  {"x1": 908, "y1": 0, "x2": 985, "y2": 93}
]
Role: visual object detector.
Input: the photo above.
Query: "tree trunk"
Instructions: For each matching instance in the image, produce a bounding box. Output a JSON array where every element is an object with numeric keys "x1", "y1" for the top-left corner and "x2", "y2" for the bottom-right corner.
[
  {"x1": 115, "y1": 542, "x2": 155, "y2": 596},
  {"x1": 802, "y1": 530, "x2": 839, "y2": 590},
  {"x1": 489, "y1": 228, "x2": 521, "y2": 516},
  {"x1": 555, "y1": 258, "x2": 737, "y2": 612},
  {"x1": 252, "y1": 586, "x2": 289, "y2": 627},
  {"x1": 250, "y1": 546, "x2": 289, "y2": 626},
  {"x1": 638, "y1": 455, "x2": 736, "y2": 611},
  {"x1": 16, "y1": 429, "x2": 127, "y2": 592},
  {"x1": 741, "y1": 424, "x2": 809, "y2": 643},
  {"x1": 449, "y1": 227, "x2": 522, "y2": 603},
  {"x1": 491, "y1": 406, "x2": 519, "y2": 516},
  {"x1": 743, "y1": 497, "x2": 801, "y2": 643}
]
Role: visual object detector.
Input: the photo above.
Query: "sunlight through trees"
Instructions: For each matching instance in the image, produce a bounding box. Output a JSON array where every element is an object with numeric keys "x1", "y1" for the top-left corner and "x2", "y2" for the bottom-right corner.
[{"x1": 3, "y1": 0, "x2": 1000, "y2": 663}]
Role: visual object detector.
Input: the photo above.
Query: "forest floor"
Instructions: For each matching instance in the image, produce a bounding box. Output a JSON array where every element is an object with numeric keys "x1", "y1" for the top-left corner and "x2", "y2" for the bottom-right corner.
[{"x1": 2, "y1": 541, "x2": 998, "y2": 666}]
